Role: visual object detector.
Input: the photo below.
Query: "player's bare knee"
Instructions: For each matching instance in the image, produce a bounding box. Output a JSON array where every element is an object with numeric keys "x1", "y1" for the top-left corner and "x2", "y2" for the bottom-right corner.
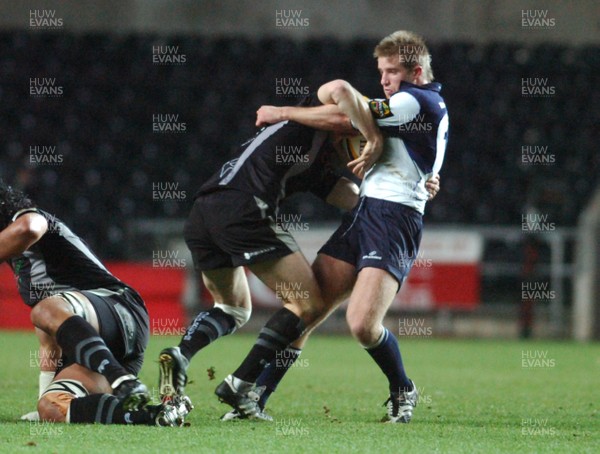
[
  {"x1": 346, "y1": 315, "x2": 378, "y2": 346},
  {"x1": 37, "y1": 396, "x2": 66, "y2": 423},
  {"x1": 204, "y1": 284, "x2": 251, "y2": 311},
  {"x1": 30, "y1": 298, "x2": 66, "y2": 334}
]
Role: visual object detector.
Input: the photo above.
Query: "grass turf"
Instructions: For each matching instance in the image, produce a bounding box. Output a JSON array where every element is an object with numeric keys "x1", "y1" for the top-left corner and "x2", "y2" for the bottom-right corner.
[{"x1": 0, "y1": 331, "x2": 598, "y2": 453}]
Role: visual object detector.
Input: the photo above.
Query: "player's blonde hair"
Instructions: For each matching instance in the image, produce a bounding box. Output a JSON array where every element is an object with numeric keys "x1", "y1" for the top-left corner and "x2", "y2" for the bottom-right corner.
[{"x1": 374, "y1": 31, "x2": 434, "y2": 82}]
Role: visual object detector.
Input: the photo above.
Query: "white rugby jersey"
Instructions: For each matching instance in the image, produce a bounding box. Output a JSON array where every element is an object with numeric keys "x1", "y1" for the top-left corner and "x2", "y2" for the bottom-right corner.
[{"x1": 361, "y1": 81, "x2": 449, "y2": 214}]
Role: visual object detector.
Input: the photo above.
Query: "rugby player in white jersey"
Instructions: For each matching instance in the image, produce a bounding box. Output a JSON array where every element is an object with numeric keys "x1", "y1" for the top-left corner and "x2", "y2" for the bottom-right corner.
[{"x1": 217, "y1": 30, "x2": 448, "y2": 423}]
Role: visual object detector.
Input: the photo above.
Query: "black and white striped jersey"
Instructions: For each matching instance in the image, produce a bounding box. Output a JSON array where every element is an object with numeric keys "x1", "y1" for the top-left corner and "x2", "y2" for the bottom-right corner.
[
  {"x1": 195, "y1": 94, "x2": 334, "y2": 211},
  {"x1": 8, "y1": 208, "x2": 133, "y2": 307}
]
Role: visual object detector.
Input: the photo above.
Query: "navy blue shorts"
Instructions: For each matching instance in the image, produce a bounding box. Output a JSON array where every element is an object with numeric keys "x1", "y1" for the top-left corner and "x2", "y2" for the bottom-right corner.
[{"x1": 318, "y1": 197, "x2": 423, "y2": 288}]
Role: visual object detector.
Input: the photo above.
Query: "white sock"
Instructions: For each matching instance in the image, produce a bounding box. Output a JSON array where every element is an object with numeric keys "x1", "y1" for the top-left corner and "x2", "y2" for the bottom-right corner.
[{"x1": 39, "y1": 371, "x2": 56, "y2": 398}]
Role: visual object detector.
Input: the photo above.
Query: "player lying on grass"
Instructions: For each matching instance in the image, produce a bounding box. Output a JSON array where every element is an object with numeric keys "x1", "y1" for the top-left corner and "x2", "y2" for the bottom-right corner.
[
  {"x1": 215, "y1": 30, "x2": 448, "y2": 424},
  {"x1": 156, "y1": 92, "x2": 439, "y2": 421},
  {"x1": 0, "y1": 181, "x2": 191, "y2": 426}
]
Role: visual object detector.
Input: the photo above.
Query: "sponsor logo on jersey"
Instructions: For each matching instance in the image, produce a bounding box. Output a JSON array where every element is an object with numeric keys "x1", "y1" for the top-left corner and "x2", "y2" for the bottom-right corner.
[
  {"x1": 362, "y1": 250, "x2": 382, "y2": 260},
  {"x1": 368, "y1": 100, "x2": 392, "y2": 119},
  {"x1": 243, "y1": 247, "x2": 276, "y2": 261}
]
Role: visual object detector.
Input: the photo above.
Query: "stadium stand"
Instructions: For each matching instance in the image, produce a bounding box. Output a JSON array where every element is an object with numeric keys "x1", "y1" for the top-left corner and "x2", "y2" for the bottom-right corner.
[{"x1": 0, "y1": 31, "x2": 597, "y2": 260}]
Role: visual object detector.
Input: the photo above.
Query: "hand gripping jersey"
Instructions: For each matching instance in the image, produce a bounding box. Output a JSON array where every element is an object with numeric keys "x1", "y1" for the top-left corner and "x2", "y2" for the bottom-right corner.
[{"x1": 362, "y1": 81, "x2": 449, "y2": 214}]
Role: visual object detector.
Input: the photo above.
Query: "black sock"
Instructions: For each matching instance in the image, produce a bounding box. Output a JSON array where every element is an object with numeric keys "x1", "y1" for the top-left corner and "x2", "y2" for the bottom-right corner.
[
  {"x1": 233, "y1": 308, "x2": 305, "y2": 383},
  {"x1": 365, "y1": 328, "x2": 411, "y2": 393},
  {"x1": 256, "y1": 347, "x2": 301, "y2": 409},
  {"x1": 179, "y1": 308, "x2": 236, "y2": 362},
  {"x1": 70, "y1": 394, "x2": 155, "y2": 425},
  {"x1": 55, "y1": 316, "x2": 129, "y2": 385}
]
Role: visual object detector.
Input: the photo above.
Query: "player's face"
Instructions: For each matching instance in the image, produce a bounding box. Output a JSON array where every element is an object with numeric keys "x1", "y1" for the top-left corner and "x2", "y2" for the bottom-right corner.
[{"x1": 377, "y1": 55, "x2": 417, "y2": 99}]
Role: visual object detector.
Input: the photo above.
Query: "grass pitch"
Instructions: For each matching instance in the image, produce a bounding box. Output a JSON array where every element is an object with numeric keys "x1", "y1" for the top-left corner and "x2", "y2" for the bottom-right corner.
[{"x1": 0, "y1": 331, "x2": 598, "y2": 453}]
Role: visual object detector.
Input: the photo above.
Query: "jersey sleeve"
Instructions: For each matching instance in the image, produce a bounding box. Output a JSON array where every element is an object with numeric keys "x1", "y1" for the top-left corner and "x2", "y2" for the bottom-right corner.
[
  {"x1": 11, "y1": 207, "x2": 41, "y2": 222},
  {"x1": 368, "y1": 93, "x2": 420, "y2": 128}
]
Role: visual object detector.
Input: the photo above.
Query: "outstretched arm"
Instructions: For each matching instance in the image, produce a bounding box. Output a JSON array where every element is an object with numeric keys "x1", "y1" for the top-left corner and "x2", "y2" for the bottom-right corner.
[{"x1": 256, "y1": 104, "x2": 353, "y2": 133}]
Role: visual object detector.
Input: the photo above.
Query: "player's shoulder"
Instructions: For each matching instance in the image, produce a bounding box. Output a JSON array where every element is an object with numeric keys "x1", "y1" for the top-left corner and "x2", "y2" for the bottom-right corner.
[
  {"x1": 10, "y1": 207, "x2": 52, "y2": 228},
  {"x1": 12, "y1": 208, "x2": 62, "y2": 236},
  {"x1": 397, "y1": 82, "x2": 446, "y2": 112},
  {"x1": 399, "y1": 81, "x2": 442, "y2": 95}
]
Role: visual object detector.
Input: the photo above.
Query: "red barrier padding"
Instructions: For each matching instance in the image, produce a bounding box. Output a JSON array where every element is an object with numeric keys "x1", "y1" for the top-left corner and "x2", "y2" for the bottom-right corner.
[{"x1": 0, "y1": 263, "x2": 187, "y2": 330}]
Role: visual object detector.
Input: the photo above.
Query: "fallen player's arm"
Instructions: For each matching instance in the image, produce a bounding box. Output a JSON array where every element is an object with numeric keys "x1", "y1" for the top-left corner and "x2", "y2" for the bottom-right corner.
[{"x1": 0, "y1": 212, "x2": 47, "y2": 262}]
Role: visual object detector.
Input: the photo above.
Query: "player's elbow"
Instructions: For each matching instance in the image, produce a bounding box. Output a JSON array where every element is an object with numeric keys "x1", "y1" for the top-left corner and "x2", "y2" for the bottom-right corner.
[
  {"x1": 329, "y1": 80, "x2": 353, "y2": 103},
  {"x1": 318, "y1": 79, "x2": 352, "y2": 105}
]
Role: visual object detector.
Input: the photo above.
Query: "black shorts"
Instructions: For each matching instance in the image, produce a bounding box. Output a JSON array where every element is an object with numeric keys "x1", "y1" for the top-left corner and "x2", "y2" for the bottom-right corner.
[
  {"x1": 319, "y1": 197, "x2": 423, "y2": 289},
  {"x1": 184, "y1": 189, "x2": 299, "y2": 270},
  {"x1": 59, "y1": 287, "x2": 149, "y2": 376}
]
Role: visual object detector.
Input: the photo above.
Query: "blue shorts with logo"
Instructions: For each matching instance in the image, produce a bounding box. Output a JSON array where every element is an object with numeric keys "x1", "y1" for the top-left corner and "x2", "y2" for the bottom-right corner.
[{"x1": 318, "y1": 196, "x2": 423, "y2": 289}]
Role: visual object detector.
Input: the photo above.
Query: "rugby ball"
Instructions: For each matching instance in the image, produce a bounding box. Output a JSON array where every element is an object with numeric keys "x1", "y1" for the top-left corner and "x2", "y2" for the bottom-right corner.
[{"x1": 342, "y1": 135, "x2": 367, "y2": 160}]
